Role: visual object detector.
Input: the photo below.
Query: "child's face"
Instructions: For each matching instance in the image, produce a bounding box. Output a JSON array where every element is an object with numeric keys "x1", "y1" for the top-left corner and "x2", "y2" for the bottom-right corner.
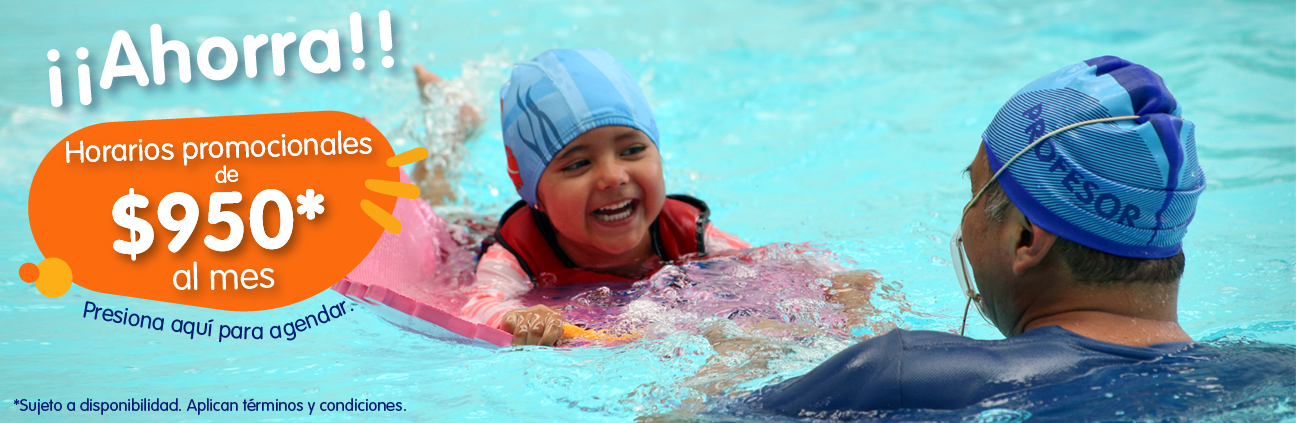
[{"x1": 536, "y1": 126, "x2": 665, "y2": 257}]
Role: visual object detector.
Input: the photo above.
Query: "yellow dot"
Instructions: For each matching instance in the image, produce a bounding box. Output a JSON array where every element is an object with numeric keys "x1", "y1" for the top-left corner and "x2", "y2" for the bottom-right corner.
[{"x1": 35, "y1": 258, "x2": 73, "y2": 298}]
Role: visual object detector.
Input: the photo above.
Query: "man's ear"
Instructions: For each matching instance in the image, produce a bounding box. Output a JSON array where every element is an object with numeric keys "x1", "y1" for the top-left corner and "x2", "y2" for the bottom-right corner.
[{"x1": 1009, "y1": 209, "x2": 1057, "y2": 277}]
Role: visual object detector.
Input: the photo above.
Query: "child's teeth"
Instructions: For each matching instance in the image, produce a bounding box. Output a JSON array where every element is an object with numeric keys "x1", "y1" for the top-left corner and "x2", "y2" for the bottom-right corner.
[
  {"x1": 597, "y1": 209, "x2": 631, "y2": 221},
  {"x1": 595, "y1": 203, "x2": 634, "y2": 221},
  {"x1": 599, "y1": 200, "x2": 631, "y2": 211}
]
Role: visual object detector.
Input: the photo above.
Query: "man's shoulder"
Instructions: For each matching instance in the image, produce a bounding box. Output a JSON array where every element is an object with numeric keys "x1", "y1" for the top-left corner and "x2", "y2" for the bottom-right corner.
[
  {"x1": 749, "y1": 326, "x2": 1171, "y2": 415},
  {"x1": 895, "y1": 326, "x2": 1183, "y2": 372},
  {"x1": 887, "y1": 327, "x2": 981, "y2": 348},
  {"x1": 745, "y1": 329, "x2": 1001, "y2": 414},
  {"x1": 861, "y1": 327, "x2": 1062, "y2": 357}
]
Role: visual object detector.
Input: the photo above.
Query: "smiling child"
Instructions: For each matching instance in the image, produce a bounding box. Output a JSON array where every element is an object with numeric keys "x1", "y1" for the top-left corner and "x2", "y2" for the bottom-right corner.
[{"x1": 459, "y1": 48, "x2": 750, "y2": 346}]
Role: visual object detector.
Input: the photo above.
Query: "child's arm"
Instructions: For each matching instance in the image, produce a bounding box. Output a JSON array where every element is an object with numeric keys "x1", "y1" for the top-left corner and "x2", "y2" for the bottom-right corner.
[
  {"x1": 703, "y1": 223, "x2": 752, "y2": 253},
  {"x1": 461, "y1": 245, "x2": 566, "y2": 346},
  {"x1": 461, "y1": 245, "x2": 531, "y2": 328}
]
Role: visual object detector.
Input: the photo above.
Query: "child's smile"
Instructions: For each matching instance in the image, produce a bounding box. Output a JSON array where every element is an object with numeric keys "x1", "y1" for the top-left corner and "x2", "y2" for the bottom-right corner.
[{"x1": 593, "y1": 198, "x2": 638, "y2": 223}]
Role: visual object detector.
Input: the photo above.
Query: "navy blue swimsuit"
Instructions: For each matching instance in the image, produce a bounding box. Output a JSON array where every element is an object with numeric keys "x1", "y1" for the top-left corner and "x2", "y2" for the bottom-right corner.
[{"x1": 747, "y1": 326, "x2": 1194, "y2": 415}]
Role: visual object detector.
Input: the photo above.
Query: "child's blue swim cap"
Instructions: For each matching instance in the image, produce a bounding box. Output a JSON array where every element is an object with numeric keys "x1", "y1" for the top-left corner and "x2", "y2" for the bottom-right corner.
[
  {"x1": 981, "y1": 56, "x2": 1205, "y2": 259},
  {"x1": 500, "y1": 48, "x2": 659, "y2": 206}
]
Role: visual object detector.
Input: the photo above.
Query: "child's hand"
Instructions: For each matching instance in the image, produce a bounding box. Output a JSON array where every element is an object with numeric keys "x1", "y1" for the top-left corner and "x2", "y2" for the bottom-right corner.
[{"x1": 501, "y1": 305, "x2": 566, "y2": 346}]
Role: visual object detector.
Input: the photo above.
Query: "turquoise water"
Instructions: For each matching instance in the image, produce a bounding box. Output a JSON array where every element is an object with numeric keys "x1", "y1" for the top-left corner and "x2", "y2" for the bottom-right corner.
[{"x1": 2, "y1": 0, "x2": 1293, "y2": 421}]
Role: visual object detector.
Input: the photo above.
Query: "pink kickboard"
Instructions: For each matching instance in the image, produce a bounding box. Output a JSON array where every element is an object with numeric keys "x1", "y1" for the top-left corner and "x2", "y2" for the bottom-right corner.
[{"x1": 331, "y1": 170, "x2": 511, "y2": 348}]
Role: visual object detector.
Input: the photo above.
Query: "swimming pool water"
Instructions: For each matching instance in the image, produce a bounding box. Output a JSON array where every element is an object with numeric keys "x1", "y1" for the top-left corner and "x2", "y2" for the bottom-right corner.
[{"x1": 1, "y1": 0, "x2": 1293, "y2": 421}]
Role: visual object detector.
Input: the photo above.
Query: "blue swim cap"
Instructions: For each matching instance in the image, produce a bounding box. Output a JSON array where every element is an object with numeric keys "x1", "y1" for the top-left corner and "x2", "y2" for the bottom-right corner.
[
  {"x1": 981, "y1": 56, "x2": 1205, "y2": 259},
  {"x1": 500, "y1": 48, "x2": 659, "y2": 206}
]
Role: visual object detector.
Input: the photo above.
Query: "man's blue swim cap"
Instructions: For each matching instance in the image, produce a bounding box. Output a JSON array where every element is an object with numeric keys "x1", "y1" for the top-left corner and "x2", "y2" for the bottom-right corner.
[
  {"x1": 500, "y1": 48, "x2": 659, "y2": 206},
  {"x1": 981, "y1": 56, "x2": 1206, "y2": 259}
]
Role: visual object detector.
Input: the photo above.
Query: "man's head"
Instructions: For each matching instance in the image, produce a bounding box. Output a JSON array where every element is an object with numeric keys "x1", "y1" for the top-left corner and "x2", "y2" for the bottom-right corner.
[
  {"x1": 956, "y1": 56, "x2": 1205, "y2": 337},
  {"x1": 500, "y1": 48, "x2": 665, "y2": 256}
]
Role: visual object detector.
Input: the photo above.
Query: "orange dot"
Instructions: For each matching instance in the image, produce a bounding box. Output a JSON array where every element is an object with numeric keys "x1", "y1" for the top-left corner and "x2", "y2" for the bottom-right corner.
[{"x1": 18, "y1": 262, "x2": 38, "y2": 283}]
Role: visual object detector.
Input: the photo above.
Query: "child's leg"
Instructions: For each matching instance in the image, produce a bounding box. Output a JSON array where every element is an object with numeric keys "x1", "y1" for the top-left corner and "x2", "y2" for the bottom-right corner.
[
  {"x1": 415, "y1": 64, "x2": 484, "y2": 133},
  {"x1": 413, "y1": 64, "x2": 442, "y2": 97},
  {"x1": 410, "y1": 64, "x2": 484, "y2": 206},
  {"x1": 682, "y1": 270, "x2": 882, "y2": 395},
  {"x1": 684, "y1": 321, "x2": 797, "y2": 395},
  {"x1": 827, "y1": 270, "x2": 879, "y2": 330},
  {"x1": 410, "y1": 159, "x2": 456, "y2": 205}
]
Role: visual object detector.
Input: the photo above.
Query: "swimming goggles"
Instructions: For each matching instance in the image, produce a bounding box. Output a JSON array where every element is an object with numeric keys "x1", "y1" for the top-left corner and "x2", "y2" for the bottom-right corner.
[{"x1": 951, "y1": 115, "x2": 1138, "y2": 336}]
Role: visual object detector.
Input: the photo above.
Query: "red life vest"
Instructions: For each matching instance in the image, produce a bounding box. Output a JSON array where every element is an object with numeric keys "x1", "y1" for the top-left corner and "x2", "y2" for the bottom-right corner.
[{"x1": 484, "y1": 195, "x2": 710, "y2": 286}]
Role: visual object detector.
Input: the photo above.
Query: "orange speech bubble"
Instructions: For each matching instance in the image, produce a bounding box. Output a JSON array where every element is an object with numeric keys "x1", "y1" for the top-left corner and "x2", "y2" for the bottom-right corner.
[{"x1": 27, "y1": 111, "x2": 416, "y2": 311}]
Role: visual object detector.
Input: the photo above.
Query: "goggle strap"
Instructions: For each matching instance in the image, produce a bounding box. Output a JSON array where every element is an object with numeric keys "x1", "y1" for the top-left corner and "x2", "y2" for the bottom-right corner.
[
  {"x1": 960, "y1": 296, "x2": 972, "y2": 336},
  {"x1": 962, "y1": 115, "x2": 1139, "y2": 217}
]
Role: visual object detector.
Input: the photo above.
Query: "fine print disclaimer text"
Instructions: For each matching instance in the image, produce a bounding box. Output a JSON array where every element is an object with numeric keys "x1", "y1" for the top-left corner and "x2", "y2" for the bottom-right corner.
[{"x1": 12, "y1": 397, "x2": 404, "y2": 416}]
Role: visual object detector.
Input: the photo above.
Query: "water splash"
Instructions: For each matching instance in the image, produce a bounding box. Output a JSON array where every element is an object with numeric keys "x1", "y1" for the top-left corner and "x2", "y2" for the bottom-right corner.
[
  {"x1": 515, "y1": 244, "x2": 865, "y2": 346},
  {"x1": 399, "y1": 54, "x2": 512, "y2": 206}
]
